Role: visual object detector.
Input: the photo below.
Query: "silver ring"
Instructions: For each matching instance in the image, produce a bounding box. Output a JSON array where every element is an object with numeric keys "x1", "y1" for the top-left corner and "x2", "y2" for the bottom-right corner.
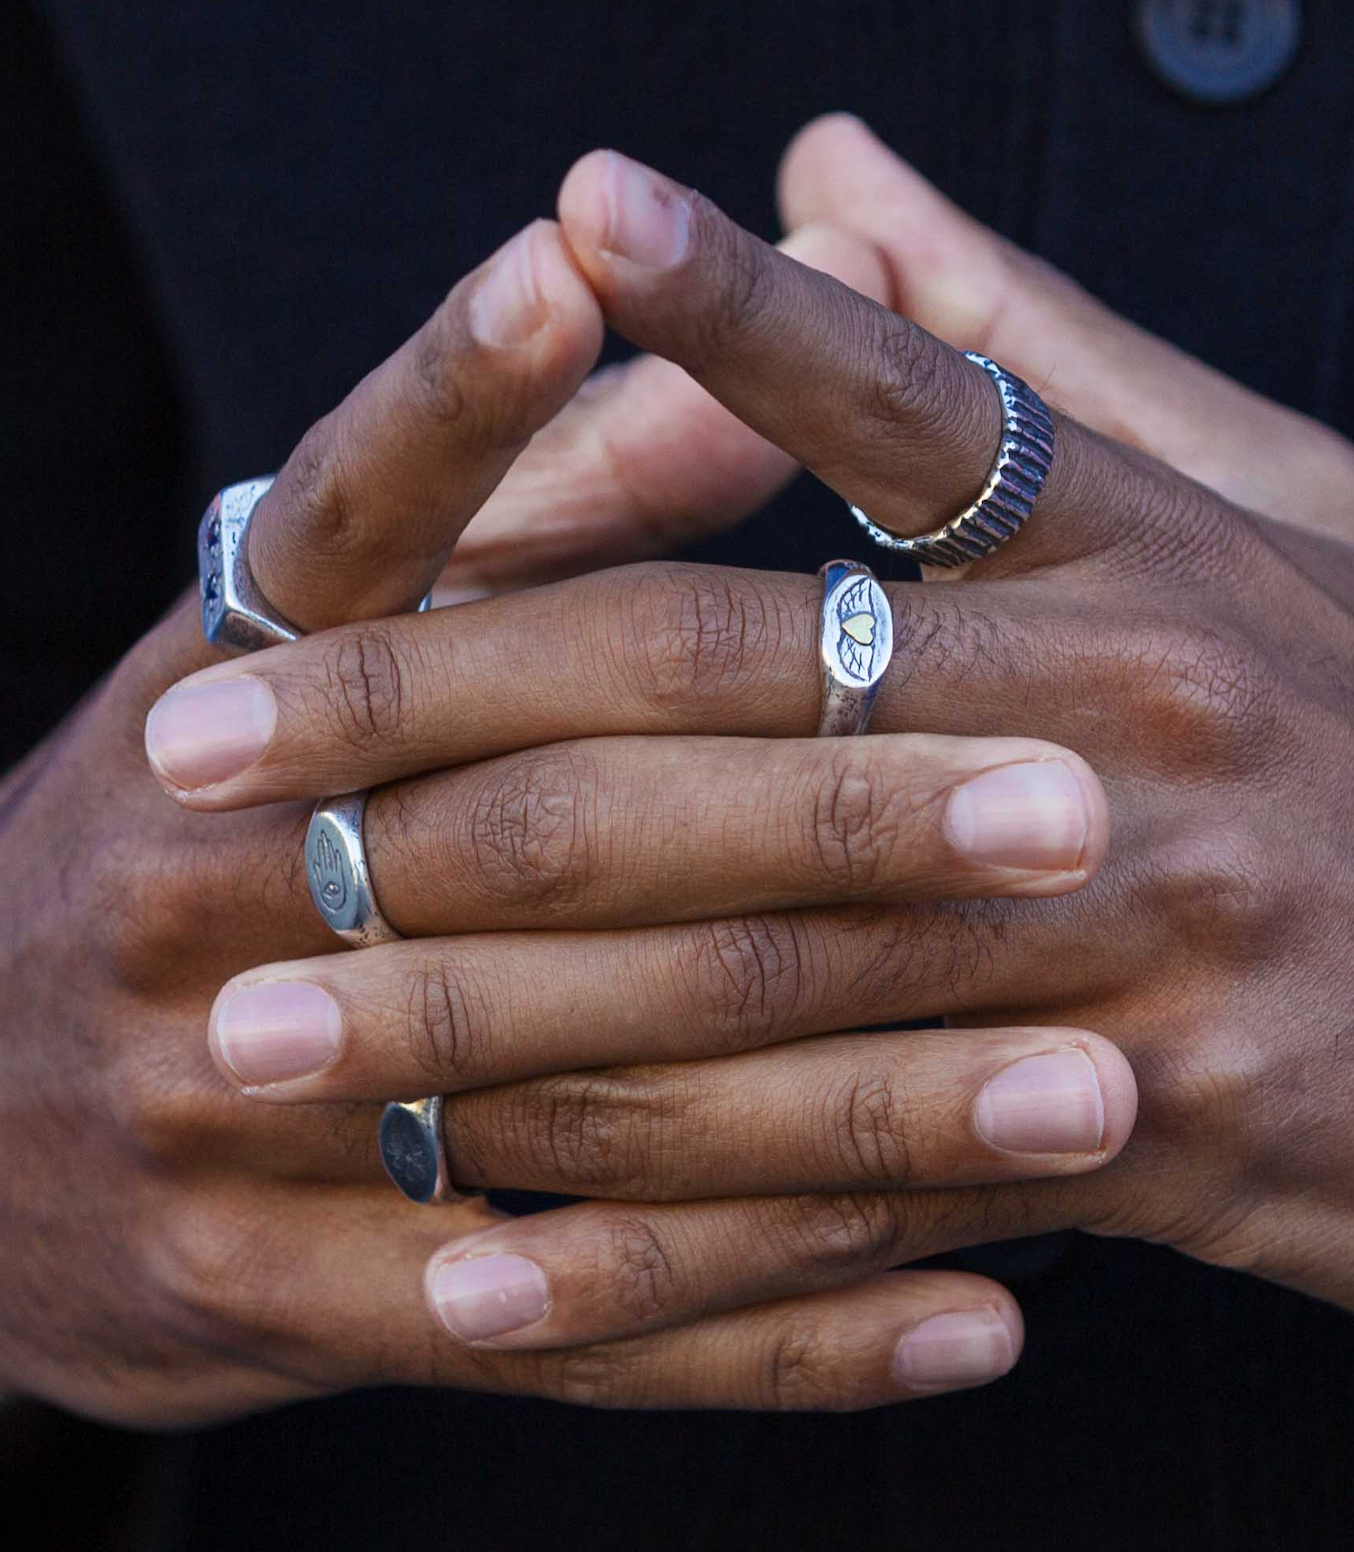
[
  {"x1": 849, "y1": 351, "x2": 1055, "y2": 567},
  {"x1": 199, "y1": 475, "x2": 435, "y2": 654},
  {"x1": 198, "y1": 477, "x2": 302, "y2": 654},
  {"x1": 201, "y1": 478, "x2": 451, "y2": 1202},
  {"x1": 305, "y1": 794, "x2": 462, "y2": 1203},
  {"x1": 378, "y1": 1096, "x2": 457, "y2": 1206},
  {"x1": 306, "y1": 791, "x2": 402, "y2": 949},
  {"x1": 817, "y1": 560, "x2": 893, "y2": 736}
]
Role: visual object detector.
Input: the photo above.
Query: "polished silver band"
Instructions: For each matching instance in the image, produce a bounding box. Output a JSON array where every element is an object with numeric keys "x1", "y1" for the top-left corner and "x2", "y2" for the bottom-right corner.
[
  {"x1": 198, "y1": 477, "x2": 301, "y2": 654},
  {"x1": 849, "y1": 351, "x2": 1055, "y2": 567},
  {"x1": 817, "y1": 560, "x2": 893, "y2": 736},
  {"x1": 305, "y1": 791, "x2": 402, "y2": 949}
]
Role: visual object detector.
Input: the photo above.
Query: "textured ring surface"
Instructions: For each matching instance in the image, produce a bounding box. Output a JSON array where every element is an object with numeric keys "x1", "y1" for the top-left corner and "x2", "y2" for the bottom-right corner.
[
  {"x1": 379, "y1": 1096, "x2": 456, "y2": 1205},
  {"x1": 198, "y1": 476, "x2": 302, "y2": 653},
  {"x1": 817, "y1": 560, "x2": 893, "y2": 736},
  {"x1": 849, "y1": 351, "x2": 1055, "y2": 566},
  {"x1": 305, "y1": 791, "x2": 402, "y2": 949}
]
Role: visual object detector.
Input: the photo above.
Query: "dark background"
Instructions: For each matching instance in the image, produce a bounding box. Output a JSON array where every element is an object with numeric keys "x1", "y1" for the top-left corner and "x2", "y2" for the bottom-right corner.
[{"x1": 4, "y1": 1, "x2": 1353, "y2": 1546}]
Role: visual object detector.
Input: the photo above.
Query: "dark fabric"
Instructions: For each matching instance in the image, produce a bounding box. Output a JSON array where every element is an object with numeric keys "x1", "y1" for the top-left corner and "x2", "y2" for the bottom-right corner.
[{"x1": 6, "y1": 0, "x2": 1354, "y2": 1545}]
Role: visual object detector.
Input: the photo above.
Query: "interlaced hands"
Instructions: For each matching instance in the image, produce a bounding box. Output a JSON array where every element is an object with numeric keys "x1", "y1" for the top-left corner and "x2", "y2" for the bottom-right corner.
[{"x1": 4, "y1": 116, "x2": 1353, "y2": 1428}]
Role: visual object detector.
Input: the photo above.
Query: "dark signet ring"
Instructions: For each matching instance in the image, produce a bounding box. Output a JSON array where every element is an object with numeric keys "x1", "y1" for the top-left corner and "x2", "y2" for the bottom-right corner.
[
  {"x1": 817, "y1": 560, "x2": 894, "y2": 737},
  {"x1": 849, "y1": 351, "x2": 1055, "y2": 566}
]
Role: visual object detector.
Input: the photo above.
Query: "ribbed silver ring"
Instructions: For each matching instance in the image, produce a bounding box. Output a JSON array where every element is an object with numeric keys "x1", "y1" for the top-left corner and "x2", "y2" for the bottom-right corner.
[{"x1": 849, "y1": 351, "x2": 1055, "y2": 567}]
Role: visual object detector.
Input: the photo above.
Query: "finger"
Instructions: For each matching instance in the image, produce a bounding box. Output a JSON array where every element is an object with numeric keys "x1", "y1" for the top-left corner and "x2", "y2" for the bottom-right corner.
[
  {"x1": 440, "y1": 1026, "x2": 1136, "y2": 1200},
  {"x1": 205, "y1": 901, "x2": 1127, "y2": 1102},
  {"x1": 443, "y1": 223, "x2": 892, "y2": 593},
  {"x1": 146, "y1": 550, "x2": 1239, "y2": 821},
  {"x1": 419, "y1": 1165, "x2": 1122, "y2": 1356},
  {"x1": 140, "y1": 561, "x2": 1083, "y2": 810},
  {"x1": 556, "y1": 149, "x2": 1246, "y2": 576},
  {"x1": 423, "y1": 1188, "x2": 1034, "y2": 1364},
  {"x1": 182, "y1": 1179, "x2": 1024, "y2": 1415},
  {"x1": 351, "y1": 732, "x2": 1105, "y2": 941},
  {"x1": 248, "y1": 220, "x2": 603, "y2": 634},
  {"x1": 188, "y1": 1185, "x2": 1023, "y2": 1407},
  {"x1": 778, "y1": 113, "x2": 1354, "y2": 540},
  {"x1": 133, "y1": 220, "x2": 605, "y2": 700},
  {"x1": 429, "y1": 1269, "x2": 1025, "y2": 1406}
]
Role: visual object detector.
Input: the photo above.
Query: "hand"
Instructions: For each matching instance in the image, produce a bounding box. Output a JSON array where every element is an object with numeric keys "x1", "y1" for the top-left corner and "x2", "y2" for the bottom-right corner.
[
  {"x1": 177, "y1": 142, "x2": 1354, "y2": 1379},
  {"x1": 436, "y1": 218, "x2": 888, "y2": 596},
  {"x1": 776, "y1": 114, "x2": 1354, "y2": 545},
  {"x1": 3, "y1": 215, "x2": 1117, "y2": 1426}
]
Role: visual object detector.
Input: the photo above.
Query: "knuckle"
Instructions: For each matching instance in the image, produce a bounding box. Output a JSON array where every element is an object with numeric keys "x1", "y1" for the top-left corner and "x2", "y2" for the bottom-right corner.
[
  {"x1": 621, "y1": 562, "x2": 782, "y2": 712},
  {"x1": 408, "y1": 310, "x2": 473, "y2": 434},
  {"x1": 599, "y1": 1215, "x2": 680, "y2": 1328},
  {"x1": 1116, "y1": 622, "x2": 1281, "y2": 775},
  {"x1": 506, "y1": 1073, "x2": 643, "y2": 1191},
  {"x1": 683, "y1": 914, "x2": 808, "y2": 1050},
  {"x1": 1138, "y1": 825, "x2": 1279, "y2": 967},
  {"x1": 146, "y1": 1200, "x2": 294, "y2": 1350},
  {"x1": 539, "y1": 1347, "x2": 639, "y2": 1410},
  {"x1": 104, "y1": 1061, "x2": 215, "y2": 1169},
  {"x1": 461, "y1": 746, "x2": 597, "y2": 913},
  {"x1": 783, "y1": 1191, "x2": 905, "y2": 1279},
  {"x1": 1133, "y1": 1041, "x2": 1255, "y2": 1158},
  {"x1": 759, "y1": 1323, "x2": 838, "y2": 1411},
  {"x1": 889, "y1": 589, "x2": 1017, "y2": 697},
  {"x1": 277, "y1": 414, "x2": 363, "y2": 560},
  {"x1": 808, "y1": 745, "x2": 900, "y2": 891},
  {"x1": 861, "y1": 322, "x2": 982, "y2": 461},
  {"x1": 865, "y1": 320, "x2": 946, "y2": 430},
  {"x1": 684, "y1": 216, "x2": 778, "y2": 369},
  {"x1": 403, "y1": 954, "x2": 480, "y2": 1086},
  {"x1": 321, "y1": 623, "x2": 412, "y2": 751},
  {"x1": 86, "y1": 838, "x2": 184, "y2": 986},
  {"x1": 829, "y1": 1067, "x2": 914, "y2": 1188}
]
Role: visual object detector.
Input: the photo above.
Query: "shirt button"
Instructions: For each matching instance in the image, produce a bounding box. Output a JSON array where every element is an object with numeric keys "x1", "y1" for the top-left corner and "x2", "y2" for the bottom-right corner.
[{"x1": 1136, "y1": 0, "x2": 1302, "y2": 104}]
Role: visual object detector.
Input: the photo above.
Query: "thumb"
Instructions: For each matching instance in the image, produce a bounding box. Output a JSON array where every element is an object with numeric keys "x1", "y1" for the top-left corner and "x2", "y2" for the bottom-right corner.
[{"x1": 778, "y1": 113, "x2": 1354, "y2": 540}]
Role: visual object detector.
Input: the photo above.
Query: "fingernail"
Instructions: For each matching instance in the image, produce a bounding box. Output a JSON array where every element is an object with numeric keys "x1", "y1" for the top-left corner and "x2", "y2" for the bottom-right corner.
[
  {"x1": 145, "y1": 676, "x2": 277, "y2": 790},
  {"x1": 944, "y1": 760, "x2": 1088, "y2": 871},
  {"x1": 599, "y1": 151, "x2": 690, "y2": 268},
  {"x1": 212, "y1": 980, "x2": 342, "y2": 1087},
  {"x1": 893, "y1": 1308, "x2": 1016, "y2": 1393},
  {"x1": 431, "y1": 1254, "x2": 551, "y2": 1342},
  {"x1": 974, "y1": 1049, "x2": 1104, "y2": 1154},
  {"x1": 469, "y1": 224, "x2": 548, "y2": 348}
]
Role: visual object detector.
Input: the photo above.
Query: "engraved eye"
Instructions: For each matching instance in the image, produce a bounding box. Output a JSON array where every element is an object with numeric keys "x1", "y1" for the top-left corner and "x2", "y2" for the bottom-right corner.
[
  {"x1": 835, "y1": 576, "x2": 879, "y2": 683},
  {"x1": 310, "y1": 829, "x2": 350, "y2": 915}
]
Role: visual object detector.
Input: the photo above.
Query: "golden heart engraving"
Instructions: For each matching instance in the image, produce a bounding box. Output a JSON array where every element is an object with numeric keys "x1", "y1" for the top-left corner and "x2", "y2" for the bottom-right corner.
[{"x1": 842, "y1": 612, "x2": 875, "y2": 647}]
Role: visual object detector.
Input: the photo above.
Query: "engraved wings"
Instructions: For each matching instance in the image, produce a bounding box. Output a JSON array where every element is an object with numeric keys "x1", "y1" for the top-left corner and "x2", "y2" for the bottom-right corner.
[{"x1": 835, "y1": 575, "x2": 880, "y2": 683}]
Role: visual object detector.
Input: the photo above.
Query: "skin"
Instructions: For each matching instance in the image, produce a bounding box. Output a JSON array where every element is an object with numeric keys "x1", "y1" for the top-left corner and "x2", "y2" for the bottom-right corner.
[
  {"x1": 178, "y1": 144, "x2": 1354, "y2": 1343},
  {"x1": 6, "y1": 116, "x2": 1352, "y2": 1425},
  {"x1": 0, "y1": 187, "x2": 1118, "y2": 1428}
]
